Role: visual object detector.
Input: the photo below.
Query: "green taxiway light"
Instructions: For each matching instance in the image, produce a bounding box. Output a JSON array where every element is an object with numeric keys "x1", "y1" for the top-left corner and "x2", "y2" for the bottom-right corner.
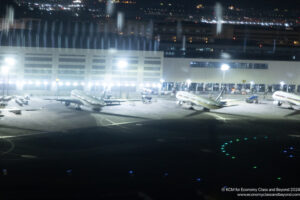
[
  {"x1": 253, "y1": 137, "x2": 257, "y2": 140},
  {"x1": 229, "y1": 140, "x2": 233, "y2": 143},
  {"x1": 224, "y1": 143, "x2": 228, "y2": 145},
  {"x1": 222, "y1": 150, "x2": 226, "y2": 153},
  {"x1": 225, "y1": 153, "x2": 230, "y2": 156},
  {"x1": 277, "y1": 177, "x2": 281, "y2": 180},
  {"x1": 236, "y1": 139, "x2": 240, "y2": 142},
  {"x1": 244, "y1": 137, "x2": 248, "y2": 141},
  {"x1": 253, "y1": 166, "x2": 257, "y2": 169},
  {"x1": 231, "y1": 156, "x2": 236, "y2": 159}
]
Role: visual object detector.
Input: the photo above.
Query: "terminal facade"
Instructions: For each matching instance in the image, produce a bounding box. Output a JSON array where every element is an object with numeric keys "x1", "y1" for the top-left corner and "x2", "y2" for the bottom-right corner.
[{"x1": 1, "y1": 46, "x2": 300, "y2": 95}]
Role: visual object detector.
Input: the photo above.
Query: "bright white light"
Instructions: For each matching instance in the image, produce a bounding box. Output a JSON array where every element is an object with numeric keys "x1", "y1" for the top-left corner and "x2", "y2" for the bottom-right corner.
[
  {"x1": 117, "y1": 82, "x2": 121, "y2": 87},
  {"x1": 22, "y1": 81, "x2": 27, "y2": 85},
  {"x1": 160, "y1": 79, "x2": 165, "y2": 83},
  {"x1": 250, "y1": 81, "x2": 255, "y2": 85},
  {"x1": 131, "y1": 83, "x2": 135, "y2": 87},
  {"x1": 152, "y1": 83, "x2": 156, "y2": 87},
  {"x1": 73, "y1": 82, "x2": 78, "y2": 86},
  {"x1": 109, "y1": 82, "x2": 114, "y2": 87},
  {"x1": 139, "y1": 83, "x2": 144, "y2": 87},
  {"x1": 117, "y1": 60, "x2": 128, "y2": 69},
  {"x1": 280, "y1": 81, "x2": 285, "y2": 86},
  {"x1": 108, "y1": 48, "x2": 117, "y2": 54},
  {"x1": 43, "y1": 81, "x2": 48, "y2": 85},
  {"x1": 59, "y1": 82, "x2": 64, "y2": 86},
  {"x1": 80, "y1": 82, "x2": 85, "y2": 86},
  {"x1": 102, "y1": 82, "x2": 106, "y2": 87},
  {"x1": 221, "y1": 64, "x2": 230, "y2": 71},
  {"x1": 9, "y1": 80, "x2": 14, "y2": 84},
  {"x1": 52, "y1": 81, "x2": 56, "y2": 85},
  {"x1": 4, "y1": 57, "x2": 15, "y2": 66},
  {"x1": 186, "y1": 79, "x2": 192, "y2": 85},
  {"x1": 28, "y1": 81, "x2": 33, "y2": 85},
  {"x1": 146, "y1": 83, "x2": 150, "y2": 87},
  {"x1": 66, "y1": 82, "x2": 70, "y2": 86},
  {"x1": 125, "y1": 82, "x2": 129, "y2": 87},
  {"x1": 35, "y1": 81, "x2": 41, "y2": 86},
  {"x1": 1, "y1": 66, "x2": 9, "y2": 75},
  {"x1": 157, "y1": 83, "x2": 162, "y2": 88}
]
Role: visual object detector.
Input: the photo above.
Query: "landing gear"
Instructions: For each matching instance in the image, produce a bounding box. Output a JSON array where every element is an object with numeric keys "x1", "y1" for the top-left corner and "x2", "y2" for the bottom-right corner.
[{"x1": 278, "y1": 101, "x2": 282, "y2": 106}]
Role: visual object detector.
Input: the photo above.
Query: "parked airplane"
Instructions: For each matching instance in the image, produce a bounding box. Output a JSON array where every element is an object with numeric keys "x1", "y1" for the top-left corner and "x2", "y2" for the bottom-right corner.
[
  {"x1": 48, "y1": 89, "x2": 140, "y2": 111},
  {"x1": 176, "y1": 88, "x2": 228, "y2": 111},
  {"x1": 272, "y1": 91, "x2": 300, "y2": 110}
]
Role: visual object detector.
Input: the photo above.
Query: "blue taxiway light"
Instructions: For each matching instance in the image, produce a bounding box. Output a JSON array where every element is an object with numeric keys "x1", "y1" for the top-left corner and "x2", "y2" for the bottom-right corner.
[
  {"x1": 196, "y1": 178, "x2": 201, "y2": 182},
  {"x1": 283, "y1": 150, "x2": 287, "y2": 153},
  {"x1": 290, "y1": 147, "x2": 294, "y2": 150},
  {"x1": 289, "y1": 155, "x2": 294, "y2": 158},
  {"x1": 129, "y1": 170, "x2": 134, "y2": 174}
]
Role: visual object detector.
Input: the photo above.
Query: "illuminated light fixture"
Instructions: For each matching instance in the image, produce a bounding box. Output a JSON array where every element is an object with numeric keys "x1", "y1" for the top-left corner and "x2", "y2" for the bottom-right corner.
[
  {"x1": 221, "y1": 64, "x2": 230, "y2": 71},
  {"x1": 88, "y1": 82, "x2": 93, "y2": 87},
  {"x1": 186, "y1": 79, "x2": 192, "y2": 86},
  {"x1": 35, "y1": 81, "x2": 41, "y2": 86},
  {"x1": 139, "y1": 83, "x2": 144, "y2": 87},
  {"x1": 4, "y1": 57, "x2": 16, "y2": 66},
  {"x1": 1, "y1": 66, "x2": 9, "y2": 75},
  {"x1": 108, "y1": 48, "x2": 117, "y2": 54},
  {"x1": 117, "y1": 82, "x2": 121, "y2": 87},
  {"x1": 131, "y1": 83, "x2": 135, "y2": 87},
  {"x1": 22, "y1": 81, "x2": 27, "y2": 85},
  {"x1": 28, "y1": 81, "x2": 33, "y2": 85},
  {"x1": 280, "y1": 81, "x2": 285, "y2": 86},
  {"x1": 152, "y1": 83, "x2": 156, "y2": 87},
  {"x1": 101, "y1": 82, "x2": 106, "y2": 87},
  {"x1": 52, "y1": 81, "x2": 56, "y2": 85},
  {"x1": 66, "y1": 82, "x2": 70, "y2": 86},
  {"x1": 146, "y1": 83, "x2": 150, "y2": 87},
  {"x1": 117, "y1": 60, "x2": 128, "y2": 69},
  {"x1": 160, "y1": 79, "x2": 165, "y2": 83},
  {"x1": 59, "y1": 82, "x2": 64, "y2": 86},
  {"x1": 43, "y1": 81, "x2": 48, "y2": 85},
  {"x1": 157, "y1": 83, "x2": 162, "y2": 88},
  {"x1": 73, "y1": 82, "x2": 78, "y2": 86},
  {"x1": 125, "y1": 82, "x2": 129, "y2": 87},
  {"x1": 250, "y1": 81, "x2": 255, "y2": 85},
  {"x1": 80, "y1": 82, "x2": 85, "y2": 86}
]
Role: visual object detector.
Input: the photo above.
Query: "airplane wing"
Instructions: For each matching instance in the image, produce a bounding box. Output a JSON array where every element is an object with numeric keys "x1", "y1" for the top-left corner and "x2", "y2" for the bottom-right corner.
[
  {"x1": 45, "y1": 98, "x2": 83, "y2": 106},
  {"x1": 103, "y1": 98, "x2": 141, "y2": 105}
]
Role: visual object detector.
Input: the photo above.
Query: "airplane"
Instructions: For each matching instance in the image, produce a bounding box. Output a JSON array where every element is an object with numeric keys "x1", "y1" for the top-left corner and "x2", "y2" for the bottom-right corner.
[
  {"x1": 176, "y1": 88, "x2": 229, "y2": 111},
  {"x1": 272, "y1": 91, "x2": 300, "y2": 110},
  {"x1": 47, "y1": 89, "x2": 140, "y2": 111}
]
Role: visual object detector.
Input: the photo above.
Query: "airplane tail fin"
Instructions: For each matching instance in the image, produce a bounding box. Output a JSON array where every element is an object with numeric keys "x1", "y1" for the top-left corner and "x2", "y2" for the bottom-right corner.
[{"x1": 215, "y1": 87, "x2": 226, "y2": 102}]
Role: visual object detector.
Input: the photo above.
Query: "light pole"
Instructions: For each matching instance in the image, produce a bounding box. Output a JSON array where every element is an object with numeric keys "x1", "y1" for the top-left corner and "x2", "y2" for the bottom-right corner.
[
  {"x1": 3, "y1": 57, "x2": 16, "y2": 96},
  {"x1": 186, "y1": 79, "x2": 191, "y2": 91},
  {"x1": 221, "y1": 64, "x2": 230, "y2": 92},
  {"x1": 280, "y1": 81, "x2": 285, "y2": 91},
  {"x1": 117, "y1": 59, "x2": 128, "y2": 98}
]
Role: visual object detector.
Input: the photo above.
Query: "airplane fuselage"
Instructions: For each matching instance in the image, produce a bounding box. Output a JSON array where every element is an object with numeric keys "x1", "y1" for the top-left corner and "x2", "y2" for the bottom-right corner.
[
  {"x1": 272, "y1": 91, "x2": 300, "y2": 107},
  {"x1": 176, "y1": 91, "x2": 222, "y2": 110},
  {"x1": 71, "y1": 90, "x2": 106, "y2": 111}
]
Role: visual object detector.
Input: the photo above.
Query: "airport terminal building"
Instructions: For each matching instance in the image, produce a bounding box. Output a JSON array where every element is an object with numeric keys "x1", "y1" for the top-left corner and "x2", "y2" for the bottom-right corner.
[{"x1": 1, "y1": 46, "x2": 300, "y2": 95}]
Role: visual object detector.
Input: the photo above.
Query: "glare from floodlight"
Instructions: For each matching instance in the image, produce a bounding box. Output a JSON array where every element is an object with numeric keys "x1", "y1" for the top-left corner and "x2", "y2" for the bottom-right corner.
[
  {"x1": 250, "y1": 81, "x2": 255, "y2": 85},
  {"x1": 81, "y1": 82, "x2": 85, "y2": 86},
  {"x1": 146, "y1": 83, "x2": 150, "y2": 87},
  {"x1": 125, "y1": 82, "x2": 129, "y2": 87},
  {"x1": 117, "y1": 82, "x2": 121, "y2": 87},
  {"x1": 52, "y1": 81, "x2": 56, "y2": 85},
  {"x1": 43, "y1": 81, "x2": 48, "y2": 85},
  {"x1": 1, "y1": 66, "x2": 9, "y2": 75},
  {"x1": 35, "y1": 81, "x2": 41, "y2": 86},
  {"x1": 28, "y1": 81, "x2": 33, "y2": 85},
  {"x1": 117, "y1": 60, "x2": 128, "y2": 69},
  {"x1": 59, "y1": 82, "x2": 63, "y2": 86},
  {"x1": 280, "y1": 81, "x2": 285, "y2": 86},
  {"x1": 73, "y1": 82, "x2": 78, "y2": 86},
  {"x1": 186, "y1": 79, "x2": 192, "y2": 85},
  {"x1": 66, "y1": 82, "x2": 70, "y2": 86},
  {"x1": 157, "y1": 83, "x2": 162, "y2": 88},
  {"x1": 139, "y1": 83, "x2": 144, "y2": 87},
  {"x1": 221, "y1": 64, "x2": 230, "y2": 71},
  {"x1": 160, "y1": 79, "x2": 165, "y2": 83},
  {"x1": 4, "y1": 57, "x2": 15, "y2": 66}
]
